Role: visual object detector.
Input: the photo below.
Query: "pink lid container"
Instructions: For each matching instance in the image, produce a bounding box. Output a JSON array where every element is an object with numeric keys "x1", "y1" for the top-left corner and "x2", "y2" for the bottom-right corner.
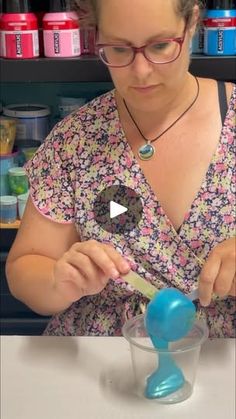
[
  {"x1": 43, "y1": 11, "x2": 81, "y2": 58},
  {"x1": 0, "y1": 12, "x2": 39, "y2": 59}
]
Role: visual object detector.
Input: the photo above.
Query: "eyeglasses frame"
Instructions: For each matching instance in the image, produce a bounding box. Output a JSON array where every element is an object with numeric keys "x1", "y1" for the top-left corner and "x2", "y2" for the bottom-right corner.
[{"x1": 96, "y1": 23, "x2": 188, "y2": 68}]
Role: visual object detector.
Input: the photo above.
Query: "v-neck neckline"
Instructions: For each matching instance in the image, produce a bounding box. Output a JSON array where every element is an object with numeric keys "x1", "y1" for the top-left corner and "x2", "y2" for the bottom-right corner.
[{"x1": 110, "y1": 87, "x2": 234, "y2": 238}]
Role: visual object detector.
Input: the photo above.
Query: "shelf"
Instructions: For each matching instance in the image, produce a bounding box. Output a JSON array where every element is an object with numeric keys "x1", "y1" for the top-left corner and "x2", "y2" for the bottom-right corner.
[
  {"x1": 0, "y1": 55, "x2": 235, "y2": 83},
  {"x1": 0, "y1": 56, "x2": 109, "y2": 83},
  {"x1": 0, "y1": 220, "x2": 20, "y2": 229}
]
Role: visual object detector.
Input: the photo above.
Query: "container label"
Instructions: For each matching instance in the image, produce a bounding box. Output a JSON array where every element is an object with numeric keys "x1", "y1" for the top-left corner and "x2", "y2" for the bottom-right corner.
[
  {"x1": 1, "y1": 20, "x2": 38, "y2": 31},
  {"x1": 43, "y1": 20, "x2": 79, "y2": 30},
  {"x1": 1, "y1": 30, "x2": 39, "y2": 58},
  {"x1": 204, "y1": 17, "x2": 236, "y2": 28},
  {"x1": 54, "y1": 32, "x2": 60, "y2": 54},
  {"x1": 15, "y1": 33, "x2": 22, "y2": 57},
  {"x1": 43, "y1": 29, "x2": 81, "y2": 57},
  {"x1": 204, "y1": 25, "x2": 236, "y2": 55},
  {"x1": 217, "y1": 29, "x2": 224, "y2": 53},
  {"x1": 72, "y1": 30, "x2": 80, "y2": 55},
  {"x1": 33, "y1": 30, "x2": 39, "y2": 56}
]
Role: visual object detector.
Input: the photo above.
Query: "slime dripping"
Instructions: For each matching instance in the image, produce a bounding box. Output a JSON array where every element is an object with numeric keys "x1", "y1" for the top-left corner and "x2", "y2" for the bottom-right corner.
[{"x1": 144, "y1": 288, "x2": 197, "y2": 399}]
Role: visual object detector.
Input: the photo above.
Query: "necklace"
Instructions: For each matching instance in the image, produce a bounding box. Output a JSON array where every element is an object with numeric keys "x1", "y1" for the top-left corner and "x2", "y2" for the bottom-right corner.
[{"x1": 123, "y1": 77, "x2": 200, "y2": 161}]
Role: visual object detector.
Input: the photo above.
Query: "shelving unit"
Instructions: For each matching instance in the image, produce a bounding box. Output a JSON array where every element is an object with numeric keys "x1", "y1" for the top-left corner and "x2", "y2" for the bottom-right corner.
[{"x1": 1, "y1": 55, "x2": 236, "y2": 82}]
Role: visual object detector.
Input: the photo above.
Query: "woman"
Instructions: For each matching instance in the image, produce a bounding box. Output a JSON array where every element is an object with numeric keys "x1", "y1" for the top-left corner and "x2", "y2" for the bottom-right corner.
[{"x1": 6, "y1": 0, "x2": 235, "y2": 337}]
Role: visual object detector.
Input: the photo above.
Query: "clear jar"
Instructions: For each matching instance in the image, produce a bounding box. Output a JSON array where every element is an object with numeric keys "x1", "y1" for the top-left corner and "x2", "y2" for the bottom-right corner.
[
  {"x1": 8, "y1": 167, "x2": 29, "y2": 196},
  {"x1": 0, "y1": 195, "x2": 17, "y2": 223}
]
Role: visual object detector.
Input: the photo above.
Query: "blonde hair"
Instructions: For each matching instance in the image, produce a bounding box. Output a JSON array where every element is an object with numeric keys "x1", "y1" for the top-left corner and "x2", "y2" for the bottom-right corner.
[{"x1": 72, "y1": 0, "x2": 205, "y2": 29}]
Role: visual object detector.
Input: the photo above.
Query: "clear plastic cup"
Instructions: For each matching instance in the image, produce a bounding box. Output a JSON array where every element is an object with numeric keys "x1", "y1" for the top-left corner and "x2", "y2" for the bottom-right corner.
[
  {"x1": 17, "y1": 191, "x2": 29, "y2": 219},
  {"x1": 122, "y1": 314, "x2": 208, "y2": 404}
]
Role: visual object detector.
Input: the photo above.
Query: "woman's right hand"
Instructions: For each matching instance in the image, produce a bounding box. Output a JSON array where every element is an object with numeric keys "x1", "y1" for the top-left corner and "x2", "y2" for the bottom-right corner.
[{"x1": 52, "y1": 240, "x2": 131, "y2": 303}]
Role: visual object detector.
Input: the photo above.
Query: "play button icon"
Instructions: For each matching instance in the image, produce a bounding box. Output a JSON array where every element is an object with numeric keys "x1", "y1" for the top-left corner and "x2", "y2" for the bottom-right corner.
[
  {"x1": 110, "y1": 201, "x2": 127, "y2": 219},
  {"x1": 94, "y1": 185, "x2": 143, "y2": 234}
]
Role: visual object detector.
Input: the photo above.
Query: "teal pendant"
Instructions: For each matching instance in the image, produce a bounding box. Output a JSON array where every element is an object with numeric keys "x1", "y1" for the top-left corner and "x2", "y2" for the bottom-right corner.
[{"x1": 138, "y1": 142, "x2": 155, "y2": 161}]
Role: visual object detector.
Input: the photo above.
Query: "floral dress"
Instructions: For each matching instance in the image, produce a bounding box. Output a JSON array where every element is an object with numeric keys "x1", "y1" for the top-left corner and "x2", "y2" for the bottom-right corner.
[{"x1": 24, "y1": 87, "x2": 236, "y2": 338}]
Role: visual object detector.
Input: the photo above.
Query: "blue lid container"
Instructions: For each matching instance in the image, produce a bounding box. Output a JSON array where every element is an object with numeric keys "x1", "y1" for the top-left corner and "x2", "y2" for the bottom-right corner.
[{"x1": 204, "y1": 2, "x2": 236, "y2": 55}]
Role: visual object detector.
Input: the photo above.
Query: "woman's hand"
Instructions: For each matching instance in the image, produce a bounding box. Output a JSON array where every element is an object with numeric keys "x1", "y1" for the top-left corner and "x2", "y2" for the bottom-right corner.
[
  {"x1": 199, "y1": 237, "x2": 236, "y2": 306},
  {"x1": 52, "y1": 240, "x2": 130, "y2": 303}
]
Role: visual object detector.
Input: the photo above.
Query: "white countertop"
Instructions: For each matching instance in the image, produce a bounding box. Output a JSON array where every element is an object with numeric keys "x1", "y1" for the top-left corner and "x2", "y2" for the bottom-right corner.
[{"x1": 1, "y1": 336, "x2": 235, "y2": 419}]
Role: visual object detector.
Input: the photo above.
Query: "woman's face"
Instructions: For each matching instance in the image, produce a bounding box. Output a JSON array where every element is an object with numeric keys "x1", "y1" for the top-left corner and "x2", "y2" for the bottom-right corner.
[{"x1": 97, "y1": 0, "x2": 198, "y2": 111}]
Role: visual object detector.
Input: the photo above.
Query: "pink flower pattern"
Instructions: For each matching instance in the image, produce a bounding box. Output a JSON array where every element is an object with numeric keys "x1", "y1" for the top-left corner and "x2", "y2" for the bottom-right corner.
[{"x1": 24, "y1": 87, "x2": 236, "y2": 337}]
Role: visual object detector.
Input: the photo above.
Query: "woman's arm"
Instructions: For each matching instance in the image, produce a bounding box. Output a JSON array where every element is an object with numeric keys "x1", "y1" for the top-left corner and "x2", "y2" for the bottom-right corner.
[
  {"x1": 6, "y1": 197, "x2": 130, "y2": 316},
  {"x1": 5, "y1": 197, "x2": 80, "y2": 315}
]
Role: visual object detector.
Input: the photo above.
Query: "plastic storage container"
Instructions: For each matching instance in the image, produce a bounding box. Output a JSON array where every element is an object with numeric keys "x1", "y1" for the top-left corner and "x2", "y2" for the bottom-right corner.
[
  {"x1": 17, "y1": 191, "x2": 29, "y2": 219},
  {"x1": 15, "y1": 139, "x2": 41, "y2": 163},
  {"x1": 43, "y1": 0, "x2": 81, "y2": 58},
  {"x1": 0, "y1": 0, "x2": 39, "y2": 59},
  {"x1": 3, "y1": 104, "x2": 51, "y2": 142},
  {"x1": 0, "y1": 117, "x2": 17, "y2": 155},
  {"x1": 8, "y1": 166, "x2": 29, "y2": 196},
  {"x1": 58, "y1": 96, "x2": 87, "y2": 118},
  {"x1": 0, "y1": 195, "x2": 17, "y2": 223},
  {"x1": 204, "y1": 0, "x2": 236, "y2": 55},
  {"x1": 0, "y1": 150, "x2": 18, "y2": 195}
]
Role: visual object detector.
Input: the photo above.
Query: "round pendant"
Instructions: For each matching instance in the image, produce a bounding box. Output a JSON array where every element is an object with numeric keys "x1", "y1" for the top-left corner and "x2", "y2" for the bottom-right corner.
[{"x1": 138, "y1": 143, "x2": 155, "y2": 161}]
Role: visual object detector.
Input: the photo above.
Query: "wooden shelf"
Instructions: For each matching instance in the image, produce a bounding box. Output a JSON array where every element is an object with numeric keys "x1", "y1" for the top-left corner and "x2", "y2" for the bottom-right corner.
[{"x1": 0, "y1": 220, "x2": 20, "y2": 229}]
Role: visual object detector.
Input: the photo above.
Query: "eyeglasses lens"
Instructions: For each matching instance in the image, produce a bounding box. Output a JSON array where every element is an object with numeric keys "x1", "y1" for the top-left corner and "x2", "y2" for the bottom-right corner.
[{"x1": 99, "y1": 41, "x2": 180, "y2": 67}]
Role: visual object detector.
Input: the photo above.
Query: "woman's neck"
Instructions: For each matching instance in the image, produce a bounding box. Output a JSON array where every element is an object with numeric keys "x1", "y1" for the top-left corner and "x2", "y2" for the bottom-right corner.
[{"x1": 115, "y1": 74, "x2": 199, "y2": 138}]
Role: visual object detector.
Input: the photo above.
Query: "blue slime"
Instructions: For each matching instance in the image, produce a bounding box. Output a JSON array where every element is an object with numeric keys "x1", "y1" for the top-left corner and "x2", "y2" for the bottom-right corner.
[{"x1": 144, "y1": 288, "x2": 196, "y2": 399}]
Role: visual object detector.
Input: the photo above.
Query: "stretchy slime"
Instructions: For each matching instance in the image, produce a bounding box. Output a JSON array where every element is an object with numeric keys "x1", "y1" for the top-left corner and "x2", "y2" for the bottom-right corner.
[
  {"x1": 122, "y1": 271, "x2": 197, "y2": 399},
  {"x1": 144, "y1": 288, "x2": 196, "y2": 399},
  {"x1": 145, "y1": 288, "x2": 196, "y2": 342}
]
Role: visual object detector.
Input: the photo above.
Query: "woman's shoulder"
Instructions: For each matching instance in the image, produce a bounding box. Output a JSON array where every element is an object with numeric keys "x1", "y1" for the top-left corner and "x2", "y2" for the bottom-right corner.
[
  {"x1": 48, "y1": 89, "x2": 116, "y2": 143},
  {"x1": 62, "y1": 89, "x2": 116, "y2": 127},
  {"x1": 37, "y1": 89, "x2": 117, "y2": 160},
  {"x1": 198, "y1": 77, "x2": 235, "y2": 107}
]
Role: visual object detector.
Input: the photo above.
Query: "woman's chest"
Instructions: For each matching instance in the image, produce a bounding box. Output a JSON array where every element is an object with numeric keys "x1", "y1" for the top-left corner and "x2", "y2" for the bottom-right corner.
[{"x1": 130, "y1": 121, "x2": 222, "y2": 231}]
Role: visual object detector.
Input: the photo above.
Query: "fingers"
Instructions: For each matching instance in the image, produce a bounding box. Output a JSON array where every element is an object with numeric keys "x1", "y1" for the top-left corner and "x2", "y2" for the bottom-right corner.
[
  {"x1": 198, "y1": 251, "x2": 221, "y2": 306},
  {"x1": 214, "y1": 260, "x2": 235, "y2": 297},
  {"x1": 104, "y1": 243, "x2": 131, "y2": 274},
  {"x1": 199, "y1": 246, "x2": 236, "y2": 306},
  {"x1": 53, "y1": 240, "x2": 133, "y2": 302},
  {"x1": 69, "y1": 240, "x2": 130, "y2": 279},
  {"x1": 66, "y1": 251, "x2": 105, "y2": 279}
]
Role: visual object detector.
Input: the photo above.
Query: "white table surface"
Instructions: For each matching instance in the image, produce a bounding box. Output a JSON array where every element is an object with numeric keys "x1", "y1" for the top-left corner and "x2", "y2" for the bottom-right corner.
[{"x1": 0, "y1": 336, "x2": 235, "y2": 419}]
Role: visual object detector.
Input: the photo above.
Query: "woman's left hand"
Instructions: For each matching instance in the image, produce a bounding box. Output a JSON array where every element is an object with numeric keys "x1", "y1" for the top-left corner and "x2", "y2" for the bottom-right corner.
[{"x1": 198, "y1": 237, "x2": 236, "y2": 306}]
